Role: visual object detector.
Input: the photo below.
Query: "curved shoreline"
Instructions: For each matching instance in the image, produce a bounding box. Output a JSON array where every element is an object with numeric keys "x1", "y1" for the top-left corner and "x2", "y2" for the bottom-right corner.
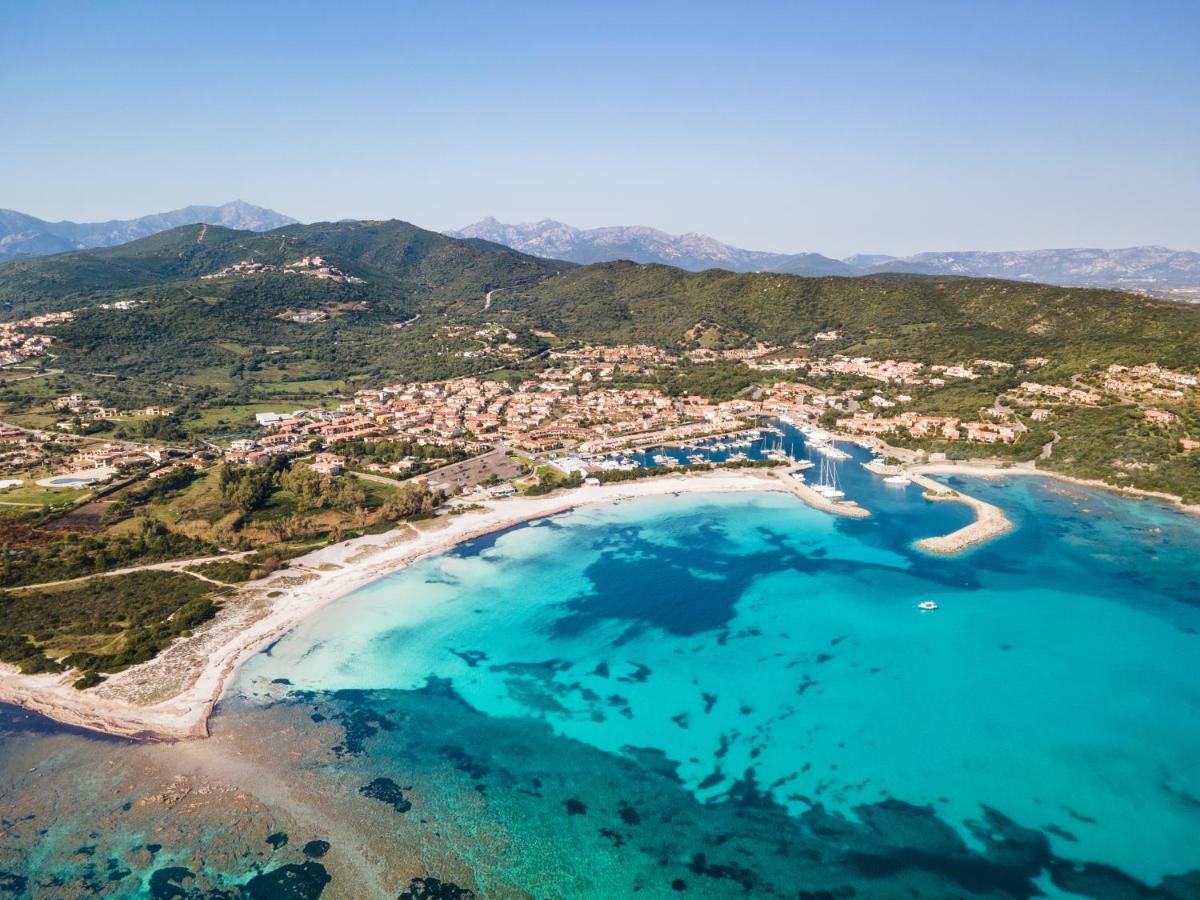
[
  {"x1": 911, "y1": 461, "x2": 1200, "y2": 517},
  {"x1": 1, "y1": 466, "x2": 996, "y2": 741},
  {"x1": 857, "y1": 459, "x2": 1014, "y2": 553},
  {"x1": 0, "y1": 472, "x2": 788, "y2": 741},
  {"x1": 909, "y1": 473, "x2": 1014, "y2": 553}
]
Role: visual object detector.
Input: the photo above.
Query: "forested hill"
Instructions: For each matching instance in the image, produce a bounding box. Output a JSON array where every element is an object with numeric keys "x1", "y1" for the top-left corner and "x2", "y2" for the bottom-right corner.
[
  {"x1": 505, "y1": 262, "x2": 1200, "y2": 372},
  {"x1": 2, "y1": 220, "x2": 1199, "y2": 389},
  {"x1": 0, "y1": 219, "x2": 571, "y2": 317}
]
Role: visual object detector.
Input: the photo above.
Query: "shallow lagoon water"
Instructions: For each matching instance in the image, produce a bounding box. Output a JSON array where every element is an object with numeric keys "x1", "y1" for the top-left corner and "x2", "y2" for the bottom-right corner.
[{"x1": 4, "y1": 473, "x2": 1200, "y2": 898}]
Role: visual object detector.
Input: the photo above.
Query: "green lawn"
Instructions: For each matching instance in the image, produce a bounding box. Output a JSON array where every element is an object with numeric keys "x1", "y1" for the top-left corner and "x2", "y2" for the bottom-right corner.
[{"x1": 0, "y1": 482, "x2": 91, "y2": 508}]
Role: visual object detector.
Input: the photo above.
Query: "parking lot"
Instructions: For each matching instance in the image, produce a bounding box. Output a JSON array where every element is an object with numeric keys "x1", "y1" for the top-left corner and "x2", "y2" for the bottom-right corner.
[{"x1": 419, "y1": 444, "x2": 525, "y2": 494}]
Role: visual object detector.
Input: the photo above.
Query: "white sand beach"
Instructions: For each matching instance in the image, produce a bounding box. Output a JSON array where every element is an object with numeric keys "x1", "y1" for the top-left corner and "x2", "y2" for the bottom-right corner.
[{"x1": 0, "y1": 471, "x2": 787, "y2": 740}]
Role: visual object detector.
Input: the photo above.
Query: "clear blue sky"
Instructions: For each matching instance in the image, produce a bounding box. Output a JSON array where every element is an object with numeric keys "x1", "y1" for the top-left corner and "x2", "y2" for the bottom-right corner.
[{"x1": 1, "y1": 1, "x2": 1197, "y2": 256}]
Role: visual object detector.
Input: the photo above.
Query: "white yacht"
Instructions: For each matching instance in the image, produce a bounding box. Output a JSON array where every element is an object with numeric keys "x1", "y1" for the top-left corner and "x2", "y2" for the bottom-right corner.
[
  {"x1": 883, "y1": 473, "x2": 912, "y2": 485},
  {"x1": 917, "y1": 600, "x2": 939, "y2": 611},
  {"x1": 813, "y1": 443, "x2": 852, "y2": 460}
]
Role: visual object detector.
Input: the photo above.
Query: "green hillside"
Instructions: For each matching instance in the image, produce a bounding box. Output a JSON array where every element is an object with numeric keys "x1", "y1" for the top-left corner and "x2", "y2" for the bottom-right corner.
[
  {"x1": 0, "y1": 219, "x2": 569, "y2": 317},
  {"x1": 3, "y1": 221, "x2": 1199, "y2": 504},
  {"x1": 501, "y1": 262, "x2": 1200, "y2": 373},
  {"x1": 9, "y1": 223, "x2": 1197, "y2": 379}
]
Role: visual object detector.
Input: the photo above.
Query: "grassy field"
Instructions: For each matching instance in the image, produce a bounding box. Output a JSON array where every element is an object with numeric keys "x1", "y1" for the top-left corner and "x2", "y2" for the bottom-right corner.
[
  {"x1": 0, "y1": 482, "x2": 91, "y2": 508},
  {"x1": 182, "y1": 400, "x2": 339, "y2": 433},
  {"x1": 251, "y1": 378, "x2": 349, "y2": 395}
]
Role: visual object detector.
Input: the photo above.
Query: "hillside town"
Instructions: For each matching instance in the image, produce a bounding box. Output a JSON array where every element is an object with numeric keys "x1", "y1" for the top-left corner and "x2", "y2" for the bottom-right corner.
[
  {"x1": 3, "y1": 337, "x2": 1198, "y2": 507},
  {"x1": 209, "y1": 344, "x2": 1199, "y2": 479}
]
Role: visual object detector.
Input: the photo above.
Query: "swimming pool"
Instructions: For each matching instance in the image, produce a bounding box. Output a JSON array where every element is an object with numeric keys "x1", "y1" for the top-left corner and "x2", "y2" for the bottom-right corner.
[{"x1": 43, "y1": 475, "x2": 102, "y2": 486}]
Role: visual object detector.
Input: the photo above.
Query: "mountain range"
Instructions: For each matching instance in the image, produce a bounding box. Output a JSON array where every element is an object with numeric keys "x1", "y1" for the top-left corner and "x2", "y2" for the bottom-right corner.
[
  {"x1": 5, "y1": 218, "x2": 1192, "y2": 377},
  {"x1": 450, "y1": 218, "x2": 1200, "y2": 298},
  {"x1": 0, "y1": 201, "x2": 296, "y2": 262},
  {"x1": 448, "y1": 218, "x2": 855, "y2": 276},
  {"x1": 4, "y1": 204, "x2": 1198, "y2": 299}
]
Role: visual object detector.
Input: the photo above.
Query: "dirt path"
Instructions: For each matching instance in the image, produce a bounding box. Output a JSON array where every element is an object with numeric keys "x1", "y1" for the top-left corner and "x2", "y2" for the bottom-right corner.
[{"x1": 10, "y1": 551, "x2": 253, "y2": 592}]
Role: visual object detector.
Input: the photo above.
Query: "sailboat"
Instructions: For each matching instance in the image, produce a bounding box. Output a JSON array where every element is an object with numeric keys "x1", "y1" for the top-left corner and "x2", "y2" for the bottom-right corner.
[
  {"x1": 765, "y1": 430, "x2": 791, "y2": 462},
  {"x1": 792, "y1": 437, "x2": 814, "y2": 470},
  {"x1": 811, "y1": 451, "x2": 845, "y2": 499}
]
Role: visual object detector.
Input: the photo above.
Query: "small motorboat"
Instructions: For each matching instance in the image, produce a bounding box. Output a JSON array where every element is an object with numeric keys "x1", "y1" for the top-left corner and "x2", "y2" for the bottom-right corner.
[{"x1": 917, "y1": 600, "x2": 939, "y2": 611}]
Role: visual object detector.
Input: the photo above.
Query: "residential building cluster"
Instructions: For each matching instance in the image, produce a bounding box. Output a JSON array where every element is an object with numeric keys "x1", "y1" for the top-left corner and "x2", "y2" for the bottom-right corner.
[
  {"x1": 1015, "y1": 382, "x2": 1102, "y2": 405},
  {"x1": 210, "y1": 343, "x2": 1199, "y2": 476},
  {"x1": 750, "y1": 354, "x2": 980, "y2": 385},
  {"x1": 0, "y1": 422, "x2": 74, "y2": 471},
  {"x1": 836, "y1": 411, "x2": 1020, "y2": 444},
  {"x1": 202, "y1": 255, "x2": 366, "y2": 284},
  {"x1": 225, "y1": 363, "x2": 756, "y2": 466},
  {"x1": 1102, "y1": 363, "x2": 1199, "y2": 400},
  {"x1": 53, "y1": 395, "x2": 174, "y2": 422},
  {"x1": 0, "y1": 311, "x2": 74, "y2": 366},
  {"x1": 0, "y1": 419, "x2": 178, "y2": 478},
  {"x1": 686, "y1": 342, "x2": 778, "y2": 362}
]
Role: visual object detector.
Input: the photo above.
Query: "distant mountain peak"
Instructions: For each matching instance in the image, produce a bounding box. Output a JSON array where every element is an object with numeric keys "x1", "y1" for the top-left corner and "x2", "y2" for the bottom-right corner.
[
  {"x1": 864, "y1": 245, "x2": 1200, "y2": 295},
  {"x1": 447, "y1": 218, "x2": 854, "y2": 276},
  {"x1": 0, "y1": 202, "x2": 298, "y2": 261},
  {"x1": 449, "y1": 218, "x2": 1200, "y2": 297}
]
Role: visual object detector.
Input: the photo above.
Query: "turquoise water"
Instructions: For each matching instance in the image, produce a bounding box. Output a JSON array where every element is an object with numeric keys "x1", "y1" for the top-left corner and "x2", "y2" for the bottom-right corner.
[
  {"x1": 4, "y1": 472, "x2": 1200, "y2": 898},
  {"x1": 236, "y1": 476, "x2": 1200, "y2": 896}
]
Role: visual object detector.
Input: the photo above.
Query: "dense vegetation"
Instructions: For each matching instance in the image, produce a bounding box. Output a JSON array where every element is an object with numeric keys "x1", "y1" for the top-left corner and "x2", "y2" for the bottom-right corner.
[
  {"x1": 0, "y1": 519, "x2": 215, "y2": 588},
  {"x1": 331, "y1": 437, "x2": 472, "y2": 478},
  {"x1": 506, "y1": 263, "x2": 1200, "y2": 375},
  {"x1": 0, "y1": 570, "x2": 227, "y2": 684},
  {"x1": 0, "y1": 219, "x2": 568, "y2": 315},
  {"x1": 215, "y1": 457, "x2": 441, "y2": 526}
]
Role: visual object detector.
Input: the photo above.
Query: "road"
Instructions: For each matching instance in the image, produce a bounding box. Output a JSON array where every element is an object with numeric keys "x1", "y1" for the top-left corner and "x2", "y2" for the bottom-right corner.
[
  {"x1": 1040, "y1": 430, "x2": 1061, "y2": 460},
  {"x1": 484, "y1": 288, "x2": 501, "y2": 311},
  {"x1": 0, "y1": 367, "x2": 64, "y2": 383}
]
